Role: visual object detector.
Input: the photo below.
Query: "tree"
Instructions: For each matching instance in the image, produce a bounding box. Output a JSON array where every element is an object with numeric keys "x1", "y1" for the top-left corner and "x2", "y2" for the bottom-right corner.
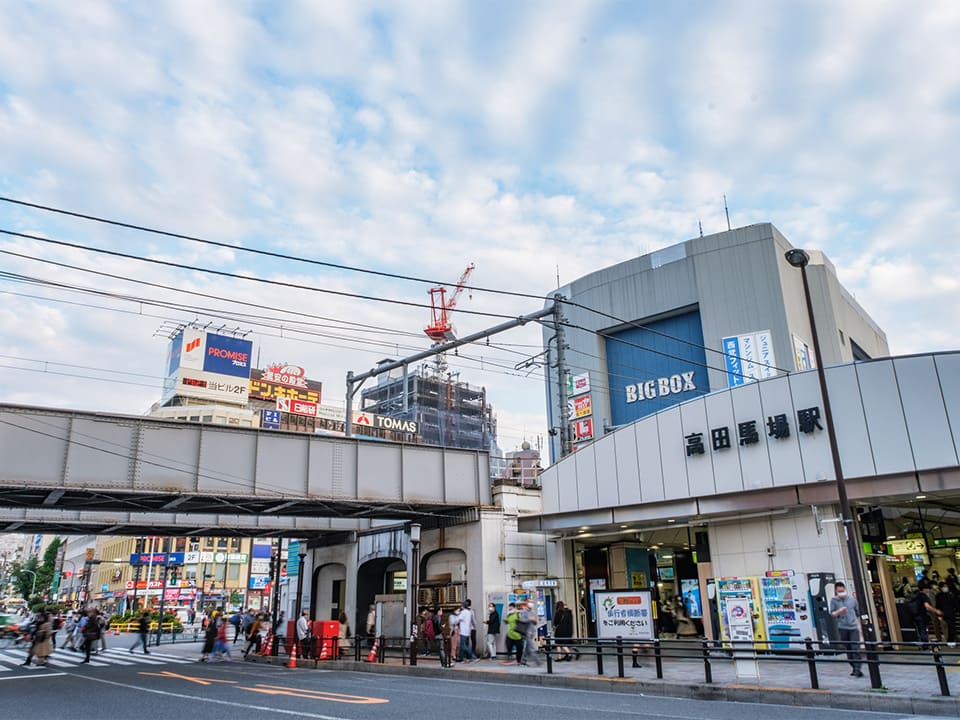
[
  {"x1": 36, "y1": 536, "x2": 64, "y2": 597},
  {"x1": 11, "y1": 556, "x2": 40, "y2": 600}
]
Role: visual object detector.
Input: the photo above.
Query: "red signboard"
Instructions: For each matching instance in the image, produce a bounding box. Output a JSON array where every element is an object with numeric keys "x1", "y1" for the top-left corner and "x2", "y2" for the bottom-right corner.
[
  {"x1": 276, "y1": 397, "x2": 318, "y2": 417},
  {"x1": 574, "y1": 418, "x2": 594, "y2": 441}
]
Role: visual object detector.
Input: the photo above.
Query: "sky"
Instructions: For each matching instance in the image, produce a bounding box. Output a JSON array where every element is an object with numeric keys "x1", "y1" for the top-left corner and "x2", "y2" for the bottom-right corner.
[{"x1": 0, "y1": 0, "x2": 957, "y2": 458}]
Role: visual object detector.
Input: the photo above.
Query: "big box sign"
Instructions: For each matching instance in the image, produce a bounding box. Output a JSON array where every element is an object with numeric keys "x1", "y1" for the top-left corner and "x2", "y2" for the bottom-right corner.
[
  {"x1": 203, "y1": 333, "x2": 253, "y2": 378},
  {"x1": 593, "y1": 589, "x2": 655, "y2": 640}
]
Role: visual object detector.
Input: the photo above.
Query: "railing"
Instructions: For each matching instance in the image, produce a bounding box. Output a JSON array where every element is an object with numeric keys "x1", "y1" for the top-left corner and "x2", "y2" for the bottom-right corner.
[
  {"x1": 537, "y1": 636, "x2": 955, "y2": 697},
  {"x1": 253, "y1": 631, "x2": 957, "y2": 698}
]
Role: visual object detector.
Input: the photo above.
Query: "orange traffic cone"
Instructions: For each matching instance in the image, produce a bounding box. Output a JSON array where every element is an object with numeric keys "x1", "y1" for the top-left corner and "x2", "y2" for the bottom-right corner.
[
  {"x1": 260, "y1": 632, "x2": 274, "y2": 657},
  {"x1": 318, "y1": 635, "x2": 330, "y2": 661},
  {"x1": 287, "y1": 640, "x2": 298, "y2": 668},
  {"x1": 365, "y1": 636, "x2": 380, "y2": 663}
]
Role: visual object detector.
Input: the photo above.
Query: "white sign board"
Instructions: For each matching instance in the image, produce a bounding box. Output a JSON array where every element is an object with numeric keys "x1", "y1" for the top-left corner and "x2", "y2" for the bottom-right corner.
[
  {"x1": 724, "y1": 597, "x2": 755, "y2": 643},
  {"x1": 593, "y1": 590, "x2": 655, "y2": 640}
]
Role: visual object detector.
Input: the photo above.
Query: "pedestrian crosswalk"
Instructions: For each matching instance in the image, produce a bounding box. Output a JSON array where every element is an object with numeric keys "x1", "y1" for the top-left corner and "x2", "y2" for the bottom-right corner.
[{"x1": 0, "y1": 646, "x2": 199, "y2": 671}]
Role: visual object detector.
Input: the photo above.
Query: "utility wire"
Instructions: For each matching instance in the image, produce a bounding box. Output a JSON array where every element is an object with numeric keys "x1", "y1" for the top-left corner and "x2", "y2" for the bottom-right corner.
[
  {"x1": 2, "y1": 196, "x2": 791, "y2": 372},
  {"x1": 0, "y1": 229, "x2": 519, "y2": 322}
]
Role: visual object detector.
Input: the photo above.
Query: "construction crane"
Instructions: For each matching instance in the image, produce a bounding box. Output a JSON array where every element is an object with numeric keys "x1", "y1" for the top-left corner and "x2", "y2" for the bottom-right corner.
[{"x1": 424, "y1": 263, "x2": 475, "y2": 343}]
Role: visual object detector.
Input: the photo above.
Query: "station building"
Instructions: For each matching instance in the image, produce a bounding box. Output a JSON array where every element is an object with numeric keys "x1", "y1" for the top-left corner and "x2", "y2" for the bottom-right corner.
[{"x1": 529, "y1": 224, "x2": 960, "y2": 647}]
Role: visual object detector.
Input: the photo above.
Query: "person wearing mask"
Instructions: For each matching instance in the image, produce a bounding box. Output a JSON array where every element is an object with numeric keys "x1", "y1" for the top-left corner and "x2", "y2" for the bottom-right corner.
[
  {"x1": 430, "y1": 607, "x2": 448, "y2": 667},
  {"x1": 504, "y1": 603, "x2": 523, "y2": 665},
  {"x1": 829, "y1": 582, "x2": 863, "y2": 678},
  {"x1": 485, "y1": 603, "x2": 500, "y2": 660}
]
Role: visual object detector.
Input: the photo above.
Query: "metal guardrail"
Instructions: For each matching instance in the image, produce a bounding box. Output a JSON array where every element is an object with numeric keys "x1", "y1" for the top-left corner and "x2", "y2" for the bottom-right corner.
[
  {"x1": 538, "y1": 636, "x2": 954, "y2": 697},
  {"x1": 254, "y1": 631, "x2": 956, "y2": 698}
]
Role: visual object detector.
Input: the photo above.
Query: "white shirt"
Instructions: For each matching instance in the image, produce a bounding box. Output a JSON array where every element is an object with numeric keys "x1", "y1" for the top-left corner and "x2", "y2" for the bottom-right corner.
[
  {"x1": 457, "y1": 607, "x2": 474, "y2": 634},
  {"x1": 296, "y1": 615, "x2": 310, "y2": 639}
]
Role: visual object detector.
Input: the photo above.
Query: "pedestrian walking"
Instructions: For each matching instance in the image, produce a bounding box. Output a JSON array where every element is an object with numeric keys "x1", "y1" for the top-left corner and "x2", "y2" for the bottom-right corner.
[
  {"x1": 485, "y1": 603, "x2": 500, "y2": 660},
  {"x1": 129, "y1": 610, "x2": 150, "y2": 654},
  {"x1": 81, "y1": 608, "x2": 102, "y2": 664},
  {"x1": 273, "y1": 611, "x2": 287, "y2": 654},
  {"x1": 829, "y1": 582, "x2": 863, "y2": 677},
  {"x1": 243, "y1": 614, "x2": 263, "y2": 657},
  {"x1": 33, "y1": 613, "x2": 53, "y2": 667},
  {"x1": 553, "y1": 600, "x2": 576, "y2": 661},
  {"x1": 519, "y1": 600, "x2": 540, "y2": 666},
  {"x1": 199, "y1": 612, "x2": 218, "y2": 662},
  {"x1": 213, "y1": 615, "x2": 232, "y2": 661},
  {"x1": 21, "y1": 612, "x2": 41, "y2": 666},
  {"x1": 504, "y1": 603, "x2": 523, "y2": 664}
]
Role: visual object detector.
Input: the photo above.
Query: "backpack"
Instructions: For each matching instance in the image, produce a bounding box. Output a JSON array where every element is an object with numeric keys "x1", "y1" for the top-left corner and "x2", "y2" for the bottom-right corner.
[{"x1": 424, "y1": 615, "x2": 436, "y2": 640}]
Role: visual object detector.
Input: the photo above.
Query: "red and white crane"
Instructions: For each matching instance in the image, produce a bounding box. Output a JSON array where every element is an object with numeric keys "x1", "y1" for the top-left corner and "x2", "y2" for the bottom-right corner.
[{"x1": 424, "y1": 263, "x2": 475, "y2": 343}]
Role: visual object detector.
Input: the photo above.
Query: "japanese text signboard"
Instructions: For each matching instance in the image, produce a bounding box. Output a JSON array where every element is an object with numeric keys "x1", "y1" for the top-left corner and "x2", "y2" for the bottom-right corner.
[{"x1": 594, "y1": 589, "x2": 655, "y2": 640}]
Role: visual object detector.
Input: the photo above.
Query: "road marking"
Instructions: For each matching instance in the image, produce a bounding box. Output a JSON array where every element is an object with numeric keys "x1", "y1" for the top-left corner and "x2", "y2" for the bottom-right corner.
[
  {"x1": 240, "y1": 683, "x2": 389, "y2": 704},
  {"x1": 72, "y1": 673, "x2": 354, "y2": 720},
  {"x1": 0, "y1": 672, "x2": 67, "y2": 681},
  {"x1": 138, "y1": 670, "x2": 239, "y2": 686}
]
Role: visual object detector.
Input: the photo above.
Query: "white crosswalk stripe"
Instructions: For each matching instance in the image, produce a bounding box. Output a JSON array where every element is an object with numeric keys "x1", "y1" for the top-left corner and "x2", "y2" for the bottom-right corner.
[{"x1": 0, "y1": 647, "x2": 195, "y2": 672}]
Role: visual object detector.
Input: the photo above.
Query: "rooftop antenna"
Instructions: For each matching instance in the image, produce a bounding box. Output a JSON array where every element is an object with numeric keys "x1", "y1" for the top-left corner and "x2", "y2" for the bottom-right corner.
[
  {"x1": 723, "y1": 194, "x2": 731, "y2": 230},
  {"x1": 556, "y1": 264, "x2": 560, "y2": 288},
  {"x1": 698, "y1": 218, "x2": 704, "y2": 238}
]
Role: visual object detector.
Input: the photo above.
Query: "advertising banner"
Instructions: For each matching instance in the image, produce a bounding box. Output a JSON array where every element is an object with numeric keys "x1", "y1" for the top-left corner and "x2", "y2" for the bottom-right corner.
[
  {"x1": 573, "y1": 417, "x2": 594, "y2": 442},
  {"x1": 723, "y1": 331, "x2": 777, "y2": 387},
  {"x1": 202, "y1": 333, "x2": 253, "y2": 379},
  {"x1": 680, "y1": 579, "x2": 703, "y2": 619},
  {"x1": 792, "y1": 334, "x2": 813, "y2": 371},
  {"x1": 277, "y1": 397, "x2": 318, "y2": 417},
  {"x1": 261, "y1": 409, "x2": 281, "y2": 429},
  {"x1": 594, "y1": 589, "x2": 655, "y2": 640},
  {"x1": 567, "y1": 394, "x2": 593, "y2": 419},
  {"x1": 177, "y1": 368, "x2": 250, "y2": 404},
  {"x1": 250, "y1": 364, "x2": 322, "y2": 404},
  {"x1": 566, "y1": 373, "x2": 591, "y2": 397}
]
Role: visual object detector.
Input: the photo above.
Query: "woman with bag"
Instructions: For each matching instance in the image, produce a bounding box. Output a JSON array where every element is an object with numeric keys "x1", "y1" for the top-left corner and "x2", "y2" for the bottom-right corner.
[{"x1": 33, "y1": 613, "x2": 53, "y2": 666}]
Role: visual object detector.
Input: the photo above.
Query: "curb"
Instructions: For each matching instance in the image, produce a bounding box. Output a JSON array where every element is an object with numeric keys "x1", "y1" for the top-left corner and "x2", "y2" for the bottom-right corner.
[{"x1": 244, "y1": 654, "x2": 960, "y2": 716}]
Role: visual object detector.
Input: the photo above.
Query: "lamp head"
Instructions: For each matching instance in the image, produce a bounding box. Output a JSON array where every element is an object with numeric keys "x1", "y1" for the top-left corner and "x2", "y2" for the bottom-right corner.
[
  {"x1": 784, "y1": 248, "x2": 810, "y2": 268},
  {"x1": 409, "y1": 522, "x2": 422, "y2": 544}
]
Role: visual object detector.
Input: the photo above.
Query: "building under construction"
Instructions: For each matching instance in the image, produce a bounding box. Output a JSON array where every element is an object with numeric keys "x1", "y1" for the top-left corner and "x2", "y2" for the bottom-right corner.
[{"x1": 360, "y1": 364, "x2": 499, "y2": 454}]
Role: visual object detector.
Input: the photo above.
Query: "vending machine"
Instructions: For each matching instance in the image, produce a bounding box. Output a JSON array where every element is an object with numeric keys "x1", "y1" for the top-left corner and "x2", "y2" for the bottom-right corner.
[
  {"x1": 715, "y1": 576, "x2": 766, "y2": 644},
  {"x1": 759, "y1": 571, "x2": 815, "y2": 649}
]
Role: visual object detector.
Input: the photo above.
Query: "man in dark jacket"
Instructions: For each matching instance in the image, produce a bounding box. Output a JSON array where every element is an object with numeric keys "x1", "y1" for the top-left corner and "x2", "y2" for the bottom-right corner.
[
  {"x1": 129, "y1": 610, "x2": 150, "y2": 654},
  {"x1": 485, "y1": 603, "x2": 500, "y2": 660},
  {"x1": 82, "y1": 608, "x2": 103, "y2": 663}
]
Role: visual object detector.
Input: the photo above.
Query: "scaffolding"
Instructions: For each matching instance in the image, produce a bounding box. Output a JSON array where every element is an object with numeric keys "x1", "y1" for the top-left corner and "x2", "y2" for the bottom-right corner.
[{"x1": 360, "y1": 364, "x2": 498, "y2": 453}]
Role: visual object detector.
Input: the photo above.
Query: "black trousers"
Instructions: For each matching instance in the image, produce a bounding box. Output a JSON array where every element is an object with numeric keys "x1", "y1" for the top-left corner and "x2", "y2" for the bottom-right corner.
[{"x1": 837, "y1": 627, "x2": 862, "y2": 671}]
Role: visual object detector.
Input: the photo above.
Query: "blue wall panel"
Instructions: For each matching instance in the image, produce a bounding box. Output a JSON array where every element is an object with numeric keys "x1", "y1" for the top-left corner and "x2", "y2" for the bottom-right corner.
[{"x1": 606, "y1": 310, "x2": 709, "y2": 426}]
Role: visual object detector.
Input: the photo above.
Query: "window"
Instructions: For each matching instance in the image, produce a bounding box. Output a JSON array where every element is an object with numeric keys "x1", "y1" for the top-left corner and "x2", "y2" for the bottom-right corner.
[
  {"x1": 230, "y1": 538, "x2": 241, "y2": 551},
  {"x1": 189, "y1": 415, "x2": 200, "y2": 422},
  {"x1": 851, "y1": 339, "x2": 871, "y2": 362},
  {"x1": 202, "y1": 415, "x2": 213, "y2": 423},
  {"x1": 838, "y1": 329, "x2": 845, "y2": 345},
  {"x1": 217, "y1": 537, "x2": 227, "y2": 549},
  {"x1": 227, "y1": 565, "x2": 240, "y2": 581}
]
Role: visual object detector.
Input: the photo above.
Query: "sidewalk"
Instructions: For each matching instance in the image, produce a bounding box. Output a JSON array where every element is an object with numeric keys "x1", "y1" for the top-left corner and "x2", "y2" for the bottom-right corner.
[{"x1": 250, "y1": 647, "x2": 960, "y2": 717}]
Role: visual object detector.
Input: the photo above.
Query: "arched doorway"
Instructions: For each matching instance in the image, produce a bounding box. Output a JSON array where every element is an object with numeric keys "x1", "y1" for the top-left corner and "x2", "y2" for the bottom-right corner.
[
  {"x1": 355, "y1": 557, "x2": 406, "y2": 635},
  {"x1": 311, "y1": 563, "x2": 347, "y2": 622},
  {"x1": 420, "y1": 548, "x2": 468, "y2": 608}
]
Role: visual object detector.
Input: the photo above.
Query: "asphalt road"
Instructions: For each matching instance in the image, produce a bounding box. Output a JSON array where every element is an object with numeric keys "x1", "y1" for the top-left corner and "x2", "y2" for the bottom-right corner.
[{"x1": 0, "y1": 642, "x2": 930, "y2": 720}]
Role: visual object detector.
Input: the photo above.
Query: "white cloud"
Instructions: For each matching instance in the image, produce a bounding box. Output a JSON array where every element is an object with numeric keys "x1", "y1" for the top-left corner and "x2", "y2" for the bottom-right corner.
[{"x1": 0, "y1": 0, "x2": 958, "y2": 455}]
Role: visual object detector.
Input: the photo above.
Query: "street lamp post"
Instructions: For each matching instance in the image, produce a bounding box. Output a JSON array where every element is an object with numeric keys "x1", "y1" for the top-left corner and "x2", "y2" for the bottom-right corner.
[
  {"x1": 22, "y1": 569, "x2": 37, "y2": 600},
  {"x1": 785, "y1": 248, "x2": 881, "y2": 689},
  {"x1": 408, "y1": 523, "x2": 421, "y2": 667},
  {"x1": 294, "y1": 552, "x2": 307, "y2": 614}
]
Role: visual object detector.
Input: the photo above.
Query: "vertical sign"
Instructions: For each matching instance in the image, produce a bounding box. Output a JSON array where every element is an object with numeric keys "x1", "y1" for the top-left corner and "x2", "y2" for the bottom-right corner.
[{"x1": 723, "y1": 331, "x2": 777, "y2": 387}]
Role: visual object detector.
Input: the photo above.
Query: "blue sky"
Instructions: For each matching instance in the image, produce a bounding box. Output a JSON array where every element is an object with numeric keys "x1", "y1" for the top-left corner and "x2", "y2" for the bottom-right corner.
[{"x1": 0, "y1": 0, "x2": 957, "y2": 453}]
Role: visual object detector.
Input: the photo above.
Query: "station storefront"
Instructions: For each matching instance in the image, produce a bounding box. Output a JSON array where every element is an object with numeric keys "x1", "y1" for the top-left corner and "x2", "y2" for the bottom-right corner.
[{"x1": 524, "y1": 351, "x2": 960, "y2": 646}]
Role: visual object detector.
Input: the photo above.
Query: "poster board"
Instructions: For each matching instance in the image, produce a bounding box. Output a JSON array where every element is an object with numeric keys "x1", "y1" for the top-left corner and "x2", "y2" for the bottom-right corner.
[{"x1": 593, "y1": 589, "x2": 655, "y2": 640}]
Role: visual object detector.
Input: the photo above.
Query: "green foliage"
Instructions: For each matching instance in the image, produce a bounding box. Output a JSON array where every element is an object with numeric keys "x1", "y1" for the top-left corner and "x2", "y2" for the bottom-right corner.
[{"x1": 111, "y1": 609, "x2": 183, "y2": 634}]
